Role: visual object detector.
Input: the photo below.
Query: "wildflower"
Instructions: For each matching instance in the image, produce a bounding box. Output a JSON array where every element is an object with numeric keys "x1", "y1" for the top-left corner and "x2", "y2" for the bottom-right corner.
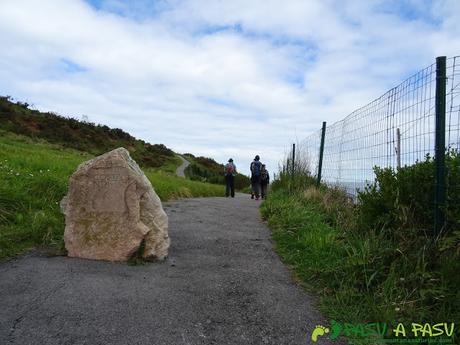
[
  {"x1": 395, "y1": 307, "x2": 400, "y2": 312},
  {"x1": 16, "y1": 173, "x2": 20, "y2": 176}
]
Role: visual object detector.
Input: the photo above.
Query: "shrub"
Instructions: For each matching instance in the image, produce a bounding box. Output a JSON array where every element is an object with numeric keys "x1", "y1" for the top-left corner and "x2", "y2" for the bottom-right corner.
[
  {"x1": 263, "y1": 149, "x2": 460, "y2": 328},
  {"x1": 358, "y1": 151, "x2": 460, "y2": 238}
]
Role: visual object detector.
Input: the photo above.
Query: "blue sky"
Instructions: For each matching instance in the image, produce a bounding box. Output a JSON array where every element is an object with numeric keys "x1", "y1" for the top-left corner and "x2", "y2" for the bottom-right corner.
[{"x1": 0, "y1": 0, "x2": 459, "y2": 176}]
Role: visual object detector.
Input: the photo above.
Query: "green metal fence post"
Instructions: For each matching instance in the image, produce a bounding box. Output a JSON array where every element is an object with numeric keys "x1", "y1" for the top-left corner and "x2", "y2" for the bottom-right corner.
[
  {"x1": 317, "y1": 122, "x2": 326, "y2": 186},
  {"x1": 292, "y1": 143, "x2": 296, "y2": 176},
  {"x1": 434, "y1": 56, "x2": 447, "y2": 236}
]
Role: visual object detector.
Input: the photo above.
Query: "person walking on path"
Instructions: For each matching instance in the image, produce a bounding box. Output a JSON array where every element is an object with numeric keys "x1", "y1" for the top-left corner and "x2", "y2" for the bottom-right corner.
[
  {"x1": 224, "y1": 158, "x2": 237, "y2": 198},
  {"x1": 250, "y1": 155, "x2": 262, "y2": 200},
  {"x1": 260, "y1": 164, "x2": 270, "y2": 199}
]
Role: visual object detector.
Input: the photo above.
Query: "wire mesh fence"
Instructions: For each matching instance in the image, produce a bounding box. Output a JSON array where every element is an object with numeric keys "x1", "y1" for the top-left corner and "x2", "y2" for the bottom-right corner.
[
  {"x1": 445, "y1": 56, "x2": 460, "y2": 224},
  {"x1": 294, "y1": 56, "x2": 460, "y2": 201}
]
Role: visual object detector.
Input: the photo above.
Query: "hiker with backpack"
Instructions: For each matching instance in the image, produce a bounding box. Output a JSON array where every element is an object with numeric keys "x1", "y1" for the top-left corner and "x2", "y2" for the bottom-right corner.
[
  {"x1": 224, "y1": 158, "x2": 237, "y2": 198},
  {"x1": 250, "y1": 155, "x2": 262, "y2": 200},
  {"x1": 260, "y1": 164, "x2": 270, "y2": 199}
]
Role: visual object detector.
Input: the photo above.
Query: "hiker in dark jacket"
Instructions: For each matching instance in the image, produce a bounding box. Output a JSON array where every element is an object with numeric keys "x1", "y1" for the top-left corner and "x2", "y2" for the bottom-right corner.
[
  {"x1": 260, "y1": 164, "x2": 270, "y2": 199},
  {"x1": 224, "y1": 158, "x2": 237, "y2": 197},
  {"x1": 250, "y1": 155, "x2": 262, "y2": 200}
]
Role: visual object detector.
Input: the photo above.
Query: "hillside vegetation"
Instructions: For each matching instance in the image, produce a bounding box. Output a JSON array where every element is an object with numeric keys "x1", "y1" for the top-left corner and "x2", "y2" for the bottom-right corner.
[
  {"x1": 0, "y1": 96, "x2": 176, "y2": 168},
  {"x1": 0, "y1": 95, "x2": 249, "y2": 260},
  {"x1": 0, "y1": 132, "x2": 223, "y2": 260},
  {"x1": 184, "y1": 153, "x2": 250, "y2": 190},
  {"x1": 0, "y1": 96, "x2": 250, "y2": 189}
]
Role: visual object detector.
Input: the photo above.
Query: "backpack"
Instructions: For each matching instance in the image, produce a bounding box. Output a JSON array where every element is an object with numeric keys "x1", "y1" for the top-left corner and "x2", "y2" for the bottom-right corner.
[
  {"x1": 261, "y1": 169, "x2": 269, "y2": 182},
  {"x1": 225, "y1": 163, "x2": 235, "y2": 176},
  {"x1": 251, "y1": 161, "x2": 261, "y2": 176}
]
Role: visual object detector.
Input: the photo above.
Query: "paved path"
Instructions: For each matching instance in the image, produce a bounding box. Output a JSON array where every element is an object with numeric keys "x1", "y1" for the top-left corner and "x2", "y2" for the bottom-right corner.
[
  {"x1": 0, "y1": 195, "x2": 341, "y2": 345},
  {"x1": 175, "y1": 156, "x2": 190, "y2": 178}
]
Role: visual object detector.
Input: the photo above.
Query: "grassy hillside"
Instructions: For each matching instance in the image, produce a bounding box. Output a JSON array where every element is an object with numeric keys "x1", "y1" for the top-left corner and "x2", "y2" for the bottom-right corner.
[
  {"x1": 0, "y1": 132, "x2": 223, "y2": 260},
  {"x1": 0, "y1": 96, "x2": 250, "y2": 189},
  {"x1": 0, "y1": 96, "x2": 176, "y2": 168},
  {"x1": 184, "y1": 153, "x2": 250, "y2": 190}
]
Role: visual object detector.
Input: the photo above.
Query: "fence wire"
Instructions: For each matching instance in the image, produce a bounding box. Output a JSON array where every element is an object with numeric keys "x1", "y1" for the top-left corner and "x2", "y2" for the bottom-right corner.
[{"x1": 297, "y1": 56, "x2": 460, "y2": 198}]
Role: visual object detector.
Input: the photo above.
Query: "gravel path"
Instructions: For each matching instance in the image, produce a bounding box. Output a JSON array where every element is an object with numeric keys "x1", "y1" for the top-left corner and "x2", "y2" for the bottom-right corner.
[
  {"x1": 175, "y1": 156, "x2": 190, "y2": 178},
  {"x1": 0, "y1": 195, "x2": 342, "y2": 345}
]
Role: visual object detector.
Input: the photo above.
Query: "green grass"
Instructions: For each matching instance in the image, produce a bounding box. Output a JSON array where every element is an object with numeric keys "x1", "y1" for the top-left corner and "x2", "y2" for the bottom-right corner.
[
  {"x1": 149, "y1": 154, "x2": 183, "y2": 175},
  {"x1": 260, "y1": 187, "x2": 460, "y2": 341},
  {"x1": 260, "y1": 190, "x2": 347, "y2": 294},
  {"x1": 145, "y1": 169, "x2": 223, "y2": 200},
  {"x1": 0, "y1": 95, "x2": 177, "y2": 168},
  {"x1": 0, "y1": 131, "x2": 223, "y2": 260}
]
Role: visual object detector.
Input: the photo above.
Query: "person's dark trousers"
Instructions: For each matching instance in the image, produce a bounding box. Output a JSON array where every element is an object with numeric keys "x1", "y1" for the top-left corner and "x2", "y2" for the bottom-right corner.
[
  {"x1": 251, "y1": 175, "x2": 261, "y2": 199},
  {"x1": 261, "y1": 183, "x2": 268, "y2": 199},
  {"x1": 225, "y1": 175, "x2": 235, "y2": 197}
]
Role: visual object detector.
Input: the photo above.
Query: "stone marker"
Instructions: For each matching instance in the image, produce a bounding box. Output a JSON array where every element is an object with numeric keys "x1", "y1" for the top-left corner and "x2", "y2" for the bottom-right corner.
[{"x1": 60, "y1": 148, "x2": 169, "y2": 261}]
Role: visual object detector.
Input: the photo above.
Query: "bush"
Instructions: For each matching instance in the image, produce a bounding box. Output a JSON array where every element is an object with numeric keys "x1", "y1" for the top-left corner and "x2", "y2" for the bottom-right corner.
[
  {"x1": 262, "y1": 151, "x2": 460, "y2": 330},
  {"x1": 358, "y1": 151, "x2": 460, "y2": 239}
]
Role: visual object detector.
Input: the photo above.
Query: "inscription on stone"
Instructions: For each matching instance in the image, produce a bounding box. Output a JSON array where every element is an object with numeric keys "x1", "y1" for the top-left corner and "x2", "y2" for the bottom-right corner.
[{"x1": 61, "y1": 148, "x2": 170, "y2": 261}]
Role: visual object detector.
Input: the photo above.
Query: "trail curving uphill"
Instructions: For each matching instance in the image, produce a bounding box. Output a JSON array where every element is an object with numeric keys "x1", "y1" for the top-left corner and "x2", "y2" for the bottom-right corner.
[
  {"x1": 175, "y1": 155, "x2": 190, "y2": 178},
  {"x1": 0, "y1": 195, "x2": 343, "y2": 345}
]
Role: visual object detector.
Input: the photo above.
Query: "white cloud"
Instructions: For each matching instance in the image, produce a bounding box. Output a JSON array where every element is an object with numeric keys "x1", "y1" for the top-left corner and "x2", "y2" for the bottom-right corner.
[{"x1": 0, "y1": 0, "x2": 459, "y2": 177}]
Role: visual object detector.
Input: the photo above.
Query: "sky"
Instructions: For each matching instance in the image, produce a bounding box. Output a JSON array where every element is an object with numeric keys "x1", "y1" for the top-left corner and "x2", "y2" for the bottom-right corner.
[{"x1": 1, "y1": 0, "x2": 459, "y2": 177}]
